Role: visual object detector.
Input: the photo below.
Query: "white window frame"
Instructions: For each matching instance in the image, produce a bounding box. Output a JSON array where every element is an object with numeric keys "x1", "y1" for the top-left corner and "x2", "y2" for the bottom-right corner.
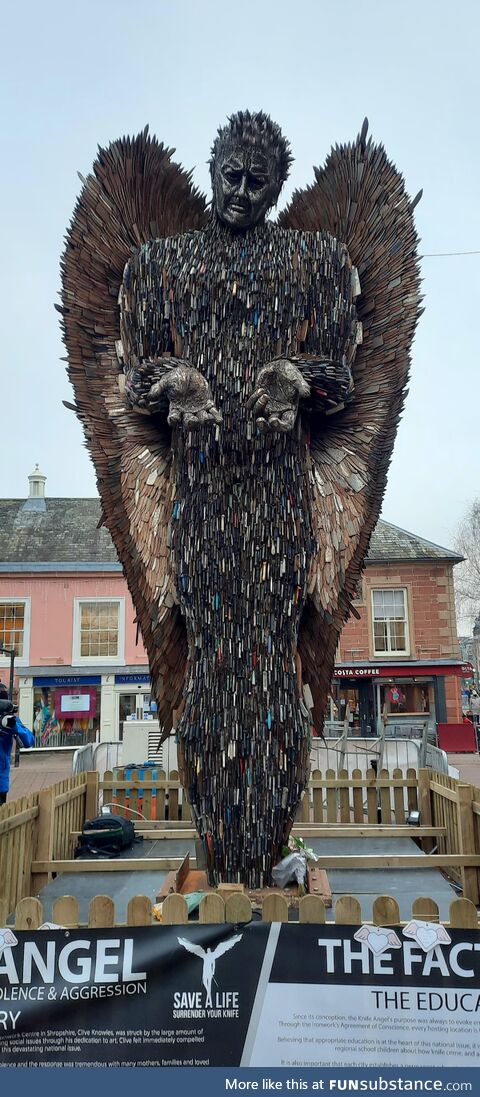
[
  {"x1": 72, "y1": 597, "x2": 125, "y2": 666},
  {"x1": 371, "y1": 587, "x2": 410, "y2": 657},
  {"x1": 0, "y1": 597, "x2": 31, "y2": 668}
]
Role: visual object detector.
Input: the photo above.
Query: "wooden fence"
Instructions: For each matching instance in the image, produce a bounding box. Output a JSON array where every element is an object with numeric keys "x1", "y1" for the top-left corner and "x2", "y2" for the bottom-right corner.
[
  {"x1": 102, "y1": 766, "x2": 420, "y2": 824},
  {"x1": 2, "y1": 766, "x2": 480, "y2": 913},
  {"x1": 2, "y1": 892, "x2": 479, "y2": 930},
  {"x1": 0, "y1": 772, "x2": 93, "y2": 915}
]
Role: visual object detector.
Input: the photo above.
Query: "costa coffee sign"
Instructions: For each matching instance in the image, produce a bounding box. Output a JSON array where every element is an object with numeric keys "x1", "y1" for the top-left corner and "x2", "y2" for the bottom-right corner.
[
  {"x1": 334, "y1": 663, "x2": 470, "y2": 679},
  {"x1": 336, "y1": 667, "x2": 380, "y2": 677}
]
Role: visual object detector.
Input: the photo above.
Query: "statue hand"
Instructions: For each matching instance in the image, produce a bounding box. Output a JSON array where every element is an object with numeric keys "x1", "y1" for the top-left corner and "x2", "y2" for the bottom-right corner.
[
  {"x1": 148, "y1": 365, "x2": 222, "y2": 430},
  {"x1": 246, "y1": 360, "x2": 310, "y2": 433}
]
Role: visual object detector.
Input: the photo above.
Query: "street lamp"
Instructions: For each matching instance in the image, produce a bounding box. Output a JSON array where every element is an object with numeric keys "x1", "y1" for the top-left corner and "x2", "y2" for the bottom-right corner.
[{"x1": 0, "y1": 642, "x2": 19, "y2": 767}]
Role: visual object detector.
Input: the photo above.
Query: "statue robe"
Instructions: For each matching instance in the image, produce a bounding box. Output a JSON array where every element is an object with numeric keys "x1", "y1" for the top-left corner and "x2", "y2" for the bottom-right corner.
[{"x1": 120, "y1": 218, "x2": 358, "y2": 885}]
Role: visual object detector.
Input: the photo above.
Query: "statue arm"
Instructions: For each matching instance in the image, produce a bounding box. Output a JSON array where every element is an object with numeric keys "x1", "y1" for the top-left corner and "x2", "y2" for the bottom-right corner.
[
  {"x1": 119, "y1": 247, "x2": 221, "y2": 428},
  {"x1": 247, "y1": 253, "x2": 360, "y2": 431}
]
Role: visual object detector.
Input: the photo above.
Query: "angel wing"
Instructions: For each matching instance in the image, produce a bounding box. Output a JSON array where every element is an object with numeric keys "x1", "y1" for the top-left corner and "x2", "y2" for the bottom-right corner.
[
  {"x1": 177, "y1": 937, "x2": 206, "y2": 959},
  {"x1": 60, "y1": 129, "x2": 208, "y2": 732},
  {"x1": 210, "y1": 934, "x2": 243, "y2": 960},
  {"x1": 279, "y1": 121, "x2": 422, "y2": 729}
]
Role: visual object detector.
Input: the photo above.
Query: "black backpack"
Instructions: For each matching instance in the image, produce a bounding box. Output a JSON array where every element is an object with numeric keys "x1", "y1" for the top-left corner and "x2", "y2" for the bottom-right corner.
[{"x1": 75, "y1": 813, "x2": 138, "y2": 858}]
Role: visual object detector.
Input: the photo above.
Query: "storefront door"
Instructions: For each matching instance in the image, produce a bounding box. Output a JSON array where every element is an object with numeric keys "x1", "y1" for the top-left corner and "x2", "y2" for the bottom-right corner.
[
  {"x1": 118, "y1": 692, "x2": 138, "y2": 742},
  {"x1": 117, "y1": 691, "x2": 156, "y2": 740}
]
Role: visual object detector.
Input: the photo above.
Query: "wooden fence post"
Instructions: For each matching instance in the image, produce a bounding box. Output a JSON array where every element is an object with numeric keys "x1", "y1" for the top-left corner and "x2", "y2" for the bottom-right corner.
[
  {"x1": 31, "y1": 787, "x2": 54, "y2": 892},
  {"x1": 418, "y1": 768, "x2": 434, "y2": 852},
  {"x1": 85, "y1": 771, "x2": 99, "y2": 821},
  {"x1": 456, "y1": 783, "x2": 479, "y2": 905}
]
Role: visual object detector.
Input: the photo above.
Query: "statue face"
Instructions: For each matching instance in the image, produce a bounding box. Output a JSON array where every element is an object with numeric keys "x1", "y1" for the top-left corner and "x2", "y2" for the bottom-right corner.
[{"x1": 214, "y1": 147, "x2": 281, "y2": 229}]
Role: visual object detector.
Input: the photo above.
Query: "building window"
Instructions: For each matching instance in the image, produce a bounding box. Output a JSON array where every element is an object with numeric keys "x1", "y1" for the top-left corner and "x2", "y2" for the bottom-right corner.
[
  {"x1": 0, "y1": 599, "x2": 31, "y2": 665},
  {"x1": 372, "y1": 588, "x2": 409, "y2": 655},
  {"x1": 73, "y1": 599, "x2": 125, "y2": 664}
]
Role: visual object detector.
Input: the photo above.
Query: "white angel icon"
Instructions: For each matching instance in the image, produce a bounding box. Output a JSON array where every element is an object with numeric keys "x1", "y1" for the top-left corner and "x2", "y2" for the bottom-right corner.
[
  {"x1": 0, "y1": 928, "x2": 18, "y2": 957},
  {"x1": 177, "y1": 934, "x2": 243, "y2": 1008},
  {"x1": 353, "y1": 925, "x2": 402, "y2": 956},
  {"x1": 402, "y1": 920, "x2": 451, "y2": 952}
]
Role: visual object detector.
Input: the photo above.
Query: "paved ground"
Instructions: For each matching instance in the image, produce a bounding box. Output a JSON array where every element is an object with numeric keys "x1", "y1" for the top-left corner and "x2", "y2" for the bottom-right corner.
[
  {"x1": 447, "y1": 753, "x2": 480, "y2": 787},
  {"x1": 8, "y1": 749, "x2": 75, "y2": 799}
]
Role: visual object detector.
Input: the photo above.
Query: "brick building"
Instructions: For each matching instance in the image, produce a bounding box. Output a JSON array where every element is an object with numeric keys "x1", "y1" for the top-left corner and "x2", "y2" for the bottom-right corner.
[
  {"x1": 0, "y1": 470, "x2": 467, "y2": 747},
  {"x1": 333, "y1": 521, "x2": 467, "y2": 736}
]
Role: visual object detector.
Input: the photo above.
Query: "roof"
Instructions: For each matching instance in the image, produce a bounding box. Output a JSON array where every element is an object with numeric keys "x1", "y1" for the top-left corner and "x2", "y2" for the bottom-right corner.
[
  {"x1": 366, "y1": 519, "x2": 462, "y2": 564},
  {"x1": 0, "y1": 498, "x2": 119, "y2": 567},
  {"x1": 0, "y1": 499, "x2": 462, "y2": 568}
]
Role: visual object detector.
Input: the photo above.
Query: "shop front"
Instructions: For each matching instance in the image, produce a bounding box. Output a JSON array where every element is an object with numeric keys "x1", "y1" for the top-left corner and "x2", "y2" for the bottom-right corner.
[
  {"x1": 331, "y1": 660, "x2": 473, "y2": 737},
  {"x1": 17, "y1": 667, "x2": 154, "y2": 748}
]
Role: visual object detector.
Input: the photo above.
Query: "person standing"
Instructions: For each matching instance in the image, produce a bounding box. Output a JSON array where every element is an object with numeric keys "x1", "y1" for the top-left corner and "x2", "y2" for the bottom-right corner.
[{"x1": 0, "y1": 682, "x2": 34, "y2": 805}]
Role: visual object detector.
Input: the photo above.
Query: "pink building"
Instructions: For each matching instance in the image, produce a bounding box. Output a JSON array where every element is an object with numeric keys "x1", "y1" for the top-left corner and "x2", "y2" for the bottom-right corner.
[{"x1": 0, "y1": 468, "x2": 153, "y2": 747}]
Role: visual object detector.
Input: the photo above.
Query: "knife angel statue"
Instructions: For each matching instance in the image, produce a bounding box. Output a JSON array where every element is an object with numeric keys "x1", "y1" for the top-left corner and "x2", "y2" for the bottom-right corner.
[{"x1": 60, "y1": 111, "x2": 421, "y2": 885}]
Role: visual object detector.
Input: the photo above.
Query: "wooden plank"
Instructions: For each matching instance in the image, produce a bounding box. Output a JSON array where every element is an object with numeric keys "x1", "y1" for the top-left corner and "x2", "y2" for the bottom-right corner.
[
  {"x1": 155, "y1": 871, "x2": 177, "y2": 902},
  {"x1": 156, "y1": 768, "x2": 166, "y2": 820},
  {"x1": 127, "y1": 896, "x2": 153, "y2": 925},
  {"x1": 312, "y1": 768, "x2": 324, "y2": 823},
  {"x1": 269, "y1": 855, "x2": 480, "y2": 869},
  {"x1": 335, "y1": 895, "x2": 362, "y2": 924},
  {"x1": 449, "y1": 898, "x2": 479, "y2": 929},
  {"x1": 142, "y1": 766, "x2": 153, "y2": 821},
  {"x1": 407, "y1": 767, "x2": 418, "y2": 816},
  {"x1": 262, "y1": 894, "x2": 288, "y2": 922},
  {"x1": 299, "y1": 895, "x2": 326, "y2": 923},
  {"x1": 31, "y1": 857, "x2": 185, "y2": 873},
  {"x1": 162, "y1": 893, "x2": 188, "y2": 924},
  {"x1": 393, "y1": 768, "x2": 405, "y2": 824},
  {"x1": 456, "y1": 784, "x2": 479, "y2": 905},
  {"x1": 54, "y1": 785, "x2": 87, "y2": 808},
  {"x1": 379, "y1": 768, "x2": 392, "y2": 824},
  {"x1": 307, "y1": 864, "x2": 332, "y2": 907},
  {"x1": 418, "y1": 768, "x2": 434, "y2": 852},
  {"x1": 309, "y1": 777, "x2": 418, "y2": 789},
  {"x1": 199, "y1": 893, "x2": 225, "y2": 923},
  {"x1": 339, "y1": 768, "x2": 350, "y2": 822},
  {"x1": 367, "y1": 769, "x2": 378, "y2": 824},
  {"x1": 72, "y1": 824, "x2": 447, "y2": 840},
  {"x1": 89, "y1": 895, "x2": 115, "y2": 928},
  {"x1": 411, "y1": 897, "x2": 439, "y2": 923},
  {"x1": 52, "y1": 896, "x2": 80, "y2": 926},
  {"x1": 430, "y1": 781, "x2": 458, "y2": 803},
  {"x1": 33, "y1": 787, "x2": 55, "y2": 891},
  {"x1": 326, "y1": 768, "x2": 337, "y2": 823},
  {"x1": 225, "y1": 893, "x2": 252, "y2": 924},
  {"x1": 0, "y1": 807, "x2": 38, "y2": 835},
  {"x1": 169, "y1": 770, "x2": 180, "y2": 821},
  {"x1": 373, "y1": 895, "x2": 400, "y2": 925},
  {"x1": 292, "y1": 825, "x2": 446, "y2": 837},
  {"x1": 352, "y1": 768, "x2": 364, "y2": 823},
  {"x1": 15, "y1": 897, "x2": 43, "y2": 930},
  {"x1": 128, "y1": 768, "x2": 140, "y2": 821}
]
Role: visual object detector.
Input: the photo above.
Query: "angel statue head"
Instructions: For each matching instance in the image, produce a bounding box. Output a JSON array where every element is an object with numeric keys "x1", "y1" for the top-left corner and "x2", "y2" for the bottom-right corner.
[{"x1": 209, "y1": 110, "x2": 292, "y2": 230}]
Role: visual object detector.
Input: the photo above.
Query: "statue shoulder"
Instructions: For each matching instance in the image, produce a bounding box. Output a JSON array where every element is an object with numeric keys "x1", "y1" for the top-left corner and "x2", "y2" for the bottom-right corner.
[{"x1": 124, "y1": 229, "x2": 203, "y2": 281}]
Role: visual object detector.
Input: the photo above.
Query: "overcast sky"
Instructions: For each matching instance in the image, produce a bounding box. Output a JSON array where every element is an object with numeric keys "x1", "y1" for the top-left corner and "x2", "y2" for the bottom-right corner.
[{"x1": 1, "y1": 0, "x2": 479, "y2": 562}]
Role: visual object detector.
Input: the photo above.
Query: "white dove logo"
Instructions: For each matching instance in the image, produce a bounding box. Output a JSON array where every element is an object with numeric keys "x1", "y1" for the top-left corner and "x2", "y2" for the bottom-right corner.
[{"x1": 177, "y1": 935, "x2": 242, "y2": 1008}]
